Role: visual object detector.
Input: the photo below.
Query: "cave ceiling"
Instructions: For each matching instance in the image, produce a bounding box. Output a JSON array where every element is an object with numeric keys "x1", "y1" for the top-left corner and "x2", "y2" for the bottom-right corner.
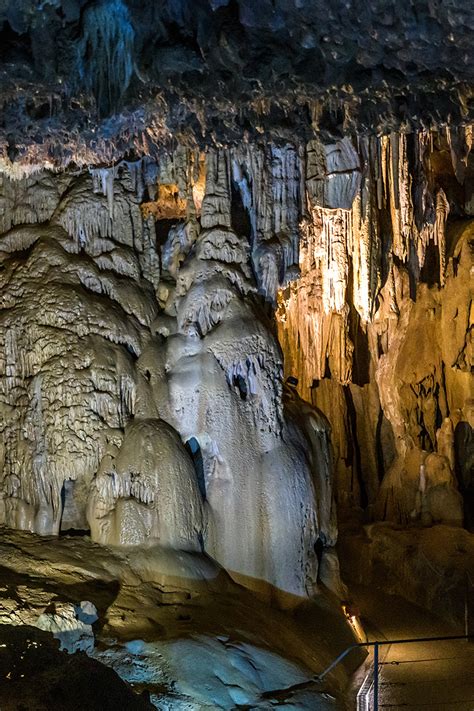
[{"x1": 0, "y1": 0, "x2": 473, "y2": 172}]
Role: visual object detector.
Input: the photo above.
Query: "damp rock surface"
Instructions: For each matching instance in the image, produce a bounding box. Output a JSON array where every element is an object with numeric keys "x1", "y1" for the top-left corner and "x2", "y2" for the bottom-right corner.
[
  {"x1": 0, "y1": 529, "x2": 359, "y2": 709},
  {"x1": 0, "y1": 624, "x2": 154, "y2": 711}
]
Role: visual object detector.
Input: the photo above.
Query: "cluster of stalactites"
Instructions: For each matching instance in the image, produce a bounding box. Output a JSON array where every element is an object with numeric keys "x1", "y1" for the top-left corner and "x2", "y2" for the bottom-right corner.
[
  {"x1": 15, "y1": 131, "x2": 456, "y2": 399},
  {"x1": 146, "y1": 130, "x2": 462, "y2": 319},
  {"x1": 0, "y1": 128, "x2": 466, "y2": 402},
  {"x1": 276, "y1": 126, "x2": 472, "y2": 390},
  {"x1": 301, "y1": 130, "x2": 457, "y2": 322},
  {"x1": 199, "y1": 144, "x2": 303, "y2": 304}
]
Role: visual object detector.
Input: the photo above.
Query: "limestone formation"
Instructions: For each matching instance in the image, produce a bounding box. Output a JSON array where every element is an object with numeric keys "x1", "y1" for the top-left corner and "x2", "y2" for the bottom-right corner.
[
  {"x1": 0, "y1": 529, "x2": 359, "y2": 710},
  {"x1": 0, "y1": 150, "x2": 339, "y2": 600},
  {"x1": 0, "y1": 6, "x2": 473, "y2": 709},
  {"x1": 0, "y1": 1, "x2": 473, "y2": 174},
  {"x1": 0, "y1": 127, "x2": 472, "y2": 602},
  {"x1": 86, "y1": 419, "x2": 204, "y2": 551},
  {"x1": 277, "y1": 129, "x2": 473, "y2": 527},
  {"x1": 35, "y1": 601, "x2": 98, "y2": 654}
]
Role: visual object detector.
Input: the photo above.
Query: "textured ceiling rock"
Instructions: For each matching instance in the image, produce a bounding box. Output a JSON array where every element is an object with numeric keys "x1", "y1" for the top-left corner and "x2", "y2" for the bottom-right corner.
[{"x1": 0, "y1": 1, "x2": 473, "y2": 171}]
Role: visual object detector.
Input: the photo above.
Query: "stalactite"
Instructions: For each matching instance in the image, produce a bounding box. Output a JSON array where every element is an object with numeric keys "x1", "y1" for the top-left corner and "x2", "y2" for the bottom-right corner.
[
  {"x1": 447, "y1": 125, "x2": 473, "y2": 184},
  {"x1": 90, "y1": 167, "x2": 116, "y2": 220},
  {"x1": 275, "y1": 126, "x2": 471, "y2": 525},
  {"x1": 434, "y1": 189, "x2": 449, "y2": 286},
  {"x1": 231, "y1": 143, "x2": 302, "y2": 301},
  {"x1": 76, "y1": 0, "x2": 135, "y2": 115},
  {"x1": 386, "y1": 133, "x2": 412, "y2": 262}
]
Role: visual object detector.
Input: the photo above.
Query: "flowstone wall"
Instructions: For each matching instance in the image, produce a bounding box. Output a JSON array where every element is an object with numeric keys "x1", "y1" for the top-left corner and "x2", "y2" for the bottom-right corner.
[{"x1": 0, "y1": 148, "x2": 339, "y2": 599}]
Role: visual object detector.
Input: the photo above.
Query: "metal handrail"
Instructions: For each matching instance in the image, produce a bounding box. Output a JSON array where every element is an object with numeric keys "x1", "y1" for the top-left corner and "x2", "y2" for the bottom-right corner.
[
  {"x1": 316, "y1": 634, "x2": 473, "y2": 681},
  {"x1": 316, "y1": 634, "x2": 474, "y2": 711}
]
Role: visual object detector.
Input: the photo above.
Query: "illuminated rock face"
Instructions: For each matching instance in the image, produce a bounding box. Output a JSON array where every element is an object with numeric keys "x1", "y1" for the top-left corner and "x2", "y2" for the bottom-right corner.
[
  {"x1": 0, "y1": 151, "x2": 338, "y2": 598},
  {"x1": 0, "y1": 129, "x2": 471, "y2": 596},
  {"x1": 277, "y1": 129, "x2": 473, "y2": 528},
  {"x1": 0, "y1": 168, "x2": 159, "y2": 537}
]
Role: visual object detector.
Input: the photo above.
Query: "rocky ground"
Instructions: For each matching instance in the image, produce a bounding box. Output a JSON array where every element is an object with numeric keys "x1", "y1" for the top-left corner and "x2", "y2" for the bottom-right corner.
[
  {"x1": 0, "y1": 528, "x2": 361, "y2": 710},
  {"x1": 1, "y1": 513, "x2": 472, "y2": 710},
  {"x1": 0, "y1": 624, "x2": 154, "y2": 711}
]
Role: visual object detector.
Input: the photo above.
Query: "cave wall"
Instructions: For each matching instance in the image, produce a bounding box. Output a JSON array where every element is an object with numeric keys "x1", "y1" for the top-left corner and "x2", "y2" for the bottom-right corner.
[
  {"x1": 0, "y1": 127, "x2": 472, "y2": 603},
  {"x1": 0, "y1": 148, "x2": 341, "y2": 600},
  {"x1": 276, "y1": 128, "x2": 473, "y2": 528}
]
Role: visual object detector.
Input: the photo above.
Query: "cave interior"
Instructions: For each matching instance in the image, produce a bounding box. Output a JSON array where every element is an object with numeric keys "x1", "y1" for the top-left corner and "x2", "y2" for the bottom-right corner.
[{"x1": 0, "y1": 1, "x2": 473, "y2": 710}]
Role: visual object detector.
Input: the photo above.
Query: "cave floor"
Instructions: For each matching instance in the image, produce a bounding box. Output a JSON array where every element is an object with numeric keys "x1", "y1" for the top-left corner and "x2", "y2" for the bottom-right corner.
[
  {"x1": 346, "y1": 584, "x2": 474, "y2": 710},
  {"x1": 0, "y1": 528, "x2": 360, "y2": 709}
]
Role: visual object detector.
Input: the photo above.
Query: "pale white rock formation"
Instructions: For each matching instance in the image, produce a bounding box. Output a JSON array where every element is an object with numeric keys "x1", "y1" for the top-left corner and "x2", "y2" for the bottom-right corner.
[
  {"x1": 306, "y1": 136, "x2": 361, "y2": 210},
  {"x1": 0, "y1": 206, "x2": 152, "y2": 533},
  {"x1": 0, "y1": 152, "x2": 339, "y2": 600},
  {"x1": 144, "y1": 150, "x2": 336, "y2": 596},
  {"x1": 0, "y1": 166, "x2": 172, "y2": 535},
  {"x1": 102, "y1": 635, "x2": 338, "y2": 710},
  {"x1": 87, "y1": 419, "x2": 204, "y2": 551}
]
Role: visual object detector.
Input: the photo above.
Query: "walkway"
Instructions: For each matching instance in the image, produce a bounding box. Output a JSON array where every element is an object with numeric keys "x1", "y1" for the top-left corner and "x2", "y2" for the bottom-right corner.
[{"x1": 346, "y1": 584, "x2": 474, "y2": 710}]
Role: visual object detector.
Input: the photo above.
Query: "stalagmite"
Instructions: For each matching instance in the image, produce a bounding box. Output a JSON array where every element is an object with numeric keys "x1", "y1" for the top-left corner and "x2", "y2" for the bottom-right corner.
[{"x1": 87, "y1": 419, "x2": 204, "y2": 550}]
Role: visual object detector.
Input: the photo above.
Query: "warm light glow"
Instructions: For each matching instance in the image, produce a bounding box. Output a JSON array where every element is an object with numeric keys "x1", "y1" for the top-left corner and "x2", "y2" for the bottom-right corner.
[{"x1": 342, "y1": 603, "x2": 366, "y2": 642}]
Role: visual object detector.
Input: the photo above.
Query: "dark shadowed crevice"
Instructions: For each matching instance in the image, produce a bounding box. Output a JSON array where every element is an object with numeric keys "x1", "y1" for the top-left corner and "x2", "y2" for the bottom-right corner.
[
  {"x1": 186, "y1": 437, "x2": 206, "y2": 500},
  {"x1": 343, "y1": 386, "x2": 368, "y2": 509}
]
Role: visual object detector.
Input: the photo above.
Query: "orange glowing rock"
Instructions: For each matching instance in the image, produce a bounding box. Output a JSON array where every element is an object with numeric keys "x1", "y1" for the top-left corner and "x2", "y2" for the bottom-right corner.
[{"x1": 141, "y1": 183, "x2": 187, "y2": 220}]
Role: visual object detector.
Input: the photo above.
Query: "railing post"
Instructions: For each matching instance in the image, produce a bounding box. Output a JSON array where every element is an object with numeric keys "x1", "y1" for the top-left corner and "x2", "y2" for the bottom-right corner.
[
  {"x1": 373, "y1": 641, "x2": 379, "y2": 711},
  {"x1": 316, "y1": 633, "x2": 472, "y2": 687}
]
